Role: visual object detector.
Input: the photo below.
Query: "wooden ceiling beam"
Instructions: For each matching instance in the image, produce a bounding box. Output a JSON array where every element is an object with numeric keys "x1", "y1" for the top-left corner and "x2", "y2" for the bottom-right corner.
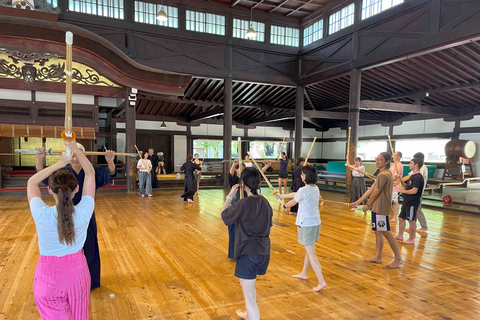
[
  {"x1": 382, "y1": 80, "x2": 480, "y2": 100},
  {"x1": 359, "y1": 100, "x2": 458, "y2": 116}
]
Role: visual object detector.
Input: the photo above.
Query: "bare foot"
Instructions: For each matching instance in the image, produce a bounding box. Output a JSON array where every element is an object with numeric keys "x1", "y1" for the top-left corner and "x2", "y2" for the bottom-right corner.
[
  {"x1": 394, "y1": 235, "x2": 403, "y2": 241},
  {"x1": 402, "y1": 239, "x2": 415, "y2": 245},
  {"x1": 319, "y1": 201, "x2": 325, "y2": 206},
  {"x1": 350, "y1": 208, "x2": 355, "y2": 211},
  {"x1": 141, "y1": 195, "x2": 145, "y2": 198},
  {"x1": 292, "y1": 274, "x2": 308, "y2": 280},
  {"x1": 148, "y1": 194, "x2": 153, "y2": 197},
  {"x1": 288, "y1": 212, "x2": 295, "y2": 215},
  {"x1": 417, "y1": 228, "x2": 428, "y2": 233},
  {"x1": 385, "y1": 259, "x2": 404, "y2": 269},
  {"x1": 313, "y1": 282, "x2": 327, "y2": 292},
  {"x1": 390, "y1": 219, "x2": 397, "y2": 222},
  {"x1": 365, "y1": 257, "x2": 382, "y2": 264},
  {"x1": 236, "y1": 309, "x2": 248, "y2": 319},
  {"x1": 195, "y1": 192, "x2": 199, "y2": 195},
  {"x1": 187, "y1": 199, "x2": 194, "y2": 204}
]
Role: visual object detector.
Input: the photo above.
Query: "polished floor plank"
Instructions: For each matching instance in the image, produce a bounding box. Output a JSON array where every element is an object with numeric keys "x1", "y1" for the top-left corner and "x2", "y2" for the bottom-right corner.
[{"x1": 0, "y1": 188, "x2": 479, "y2": 319}]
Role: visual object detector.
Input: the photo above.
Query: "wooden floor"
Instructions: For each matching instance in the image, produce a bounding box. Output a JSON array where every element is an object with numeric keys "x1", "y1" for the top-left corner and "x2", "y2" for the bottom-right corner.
[{"x1": 1, "y1": 188, "x2": 479, "y2": 319}]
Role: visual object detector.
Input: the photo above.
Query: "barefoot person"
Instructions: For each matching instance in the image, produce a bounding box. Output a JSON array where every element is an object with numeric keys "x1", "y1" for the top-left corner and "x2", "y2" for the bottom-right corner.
[
  {"x1": 193, "y1": 153, "x2": 203, "y2": 195},
  {"x1": 276, "y1": 165, "x2": 327, "y2": 292},
  {"x1": 290, "y1": 157, "x2": 306, "y2": 215},
  {"x1": 137, "y1": 151, "x2": 152, "y2": 197},
  {"x1": 349, "y1": 157, "x2": 367, "y2": 208},
  {"x1": 351, "y1": 152, "x2": 403, "y2": 269},
  {"x1": 395, "y1": 157, "x2": 424, "y2": 244},
  {"x1": 278, "y1": 152, "x2": 289, "y2": 196},
  {"x1": 29, "y1": 140, "x2": 95, "y2": 318},
  {"x1": 36, "y1": 144, "x2": 116, "y2": 290},
  {"x1": 390, "y1": 152, "x2": 403, "y2": 222},
  {"x1": 180, "y1": 154, "x2": 202, "y2": 204},
  {"x1": 221, "y1": 168, "x2": 273, "y2": 320}
]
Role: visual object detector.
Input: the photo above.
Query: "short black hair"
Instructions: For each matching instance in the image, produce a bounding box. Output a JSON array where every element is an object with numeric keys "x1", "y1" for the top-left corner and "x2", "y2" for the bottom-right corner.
[
  {"x1": 240, "y1": 167, "x2": 260, "y2": 195},
  {"x1": 413, "y1": 152, "x2": 424, "y2": 160},
  {"x1": 355, "y1": 157, "x2": 362, "y2": 162},
  {"x1": 411, "y1": 157, "x2": 424, "y2": 169},
  {"x1": 302, "y1": 165, "x2": 317, "y2": 184},
  {"x1": 396, "y1": 151, "x2": 402, "y2": 158}
]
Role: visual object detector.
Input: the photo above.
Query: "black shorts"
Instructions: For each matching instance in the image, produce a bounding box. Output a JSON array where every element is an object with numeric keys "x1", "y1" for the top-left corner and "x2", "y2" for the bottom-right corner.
[
  {"x1": 371, "y1": 212, "x2": 390, "y2": 231},
  {"x1": 234, "y1": 254, "x2": 270, "y2": 280},
  {"x1": 399, "y1": 203, "x2": 419, "y2": 221},
  {"x1": 278, "y1": 173, "x2": 288, "y2": 179}
]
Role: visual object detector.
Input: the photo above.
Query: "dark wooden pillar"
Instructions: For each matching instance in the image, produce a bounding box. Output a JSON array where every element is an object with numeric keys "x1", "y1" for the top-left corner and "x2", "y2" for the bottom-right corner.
[
  {"x1": 347, "y1": 69, "x2": 361, "y2": 193},
  {"x1": 241, "y1": 127, "x2": 249, "y2": 159},
  {"x1": 125, "y1": 88, "x2": 137, "y2": 192},
  {"x1": 186, "y1": 125, "x2": 192, "y2": 155},
  {"x1": 223, "y1": 77, "x2": 233, "y2": 188},
  {"x1": 294, "y1": 86, "x2": 304, "y2": 160}
]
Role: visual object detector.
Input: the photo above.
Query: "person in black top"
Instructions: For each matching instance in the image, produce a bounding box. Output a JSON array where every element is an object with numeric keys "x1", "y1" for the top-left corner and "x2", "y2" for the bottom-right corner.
[
  {"x1": 227, "y1": 161, "x2": 247, "y2": 259},
  {"x1": 278, "y1": 152, "x2": 289, "y2": 197},
  {"x1": 290, "y1": 157, "x2": 305, "y2": 215},
  {"x1": 221, "y1": 167, "x2": 273, "y2": 320},
  {"x1": 148, "y1": 148, "x2": 159, "y2": 189},
  {"x1": 395, "y1": 157, "x2": 424, "y2": 245},
  {"x1": 180, "y1": 154, "x2": 202, "y2": 203}
]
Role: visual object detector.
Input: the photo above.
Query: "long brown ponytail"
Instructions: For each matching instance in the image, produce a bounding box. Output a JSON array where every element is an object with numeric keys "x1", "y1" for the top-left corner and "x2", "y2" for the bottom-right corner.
[{"x1": 48, "y1": 170, "x2": 78, "y2": 245}]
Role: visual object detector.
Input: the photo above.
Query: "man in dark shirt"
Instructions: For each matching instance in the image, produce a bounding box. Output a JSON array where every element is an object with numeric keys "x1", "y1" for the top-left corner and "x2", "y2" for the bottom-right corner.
[
  {"x1": 148, "y1": 148, "x2": 159, "y2": 189},
  {"x1": 395, "y1": 157, "x2": 425, "y2": 245}
]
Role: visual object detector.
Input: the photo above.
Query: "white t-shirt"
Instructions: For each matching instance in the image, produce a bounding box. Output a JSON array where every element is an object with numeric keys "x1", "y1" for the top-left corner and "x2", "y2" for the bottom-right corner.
[
  {"x1": 409, "y1": 165, "x2": 428, "y2": 191},
  {"x1": 138, "y1": 159, "x2": 152, "y2": 172},
  {"x1": 294, "y1": 185, "x2": 321, "y2": 227},
  {"x1": 29, "y1": 196, "x2": 95, "y2": 257},
  {"x1": 244, "y1": 162, "x2": 253, "y2": 167},
  {"x1": 352, "y1": 165, "x2": 365, "y2": 177}
]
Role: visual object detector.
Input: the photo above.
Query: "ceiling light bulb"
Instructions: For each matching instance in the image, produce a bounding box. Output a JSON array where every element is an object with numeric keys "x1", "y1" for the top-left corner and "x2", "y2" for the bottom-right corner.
[
  {"x1": 246, "y1": 25, "x2": 257, "y2": 38},
  {"x1": 156, "y1": 7, "x2": 168, "y2": 21}
]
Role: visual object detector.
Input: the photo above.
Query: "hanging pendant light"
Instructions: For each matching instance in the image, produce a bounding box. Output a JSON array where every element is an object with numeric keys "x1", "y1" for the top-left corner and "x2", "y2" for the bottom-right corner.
[
  {"x1": 245, "y1": 4, "x2": 257, "y2": 39},
  {"x1": 156, "y1": 0, "x2": 168, "y2": 21},
  {"x1": 161, "y1": 105, "x2": 167, "y2": 128}
]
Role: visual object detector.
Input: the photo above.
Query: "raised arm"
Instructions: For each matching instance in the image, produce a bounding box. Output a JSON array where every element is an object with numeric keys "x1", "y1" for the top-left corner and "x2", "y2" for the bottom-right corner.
[
  {"x1": 35, "y1": 147, "x2": 46, "y2": 173},
  {"x1": 67, "y1": 140, "x2": 95, "y2": 199},
  {"x1": 28, "y1": 152, "x2": 70, "y2": 202},
  {"x1": 105, "y1": 150, "x2": 116, "y2": 175},
  {"x1": 261, "y1": 160, "x2": 272, "y2": 173},
  {"x1": 230, "y1": 160, "x2": 238, "y2": 176}
]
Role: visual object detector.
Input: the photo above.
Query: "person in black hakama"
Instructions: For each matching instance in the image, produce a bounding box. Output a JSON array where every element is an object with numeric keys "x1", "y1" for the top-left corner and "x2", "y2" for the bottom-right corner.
[
  {"x1": 148, "y1": 148, "x2": 159, "y2": 189},
  {"x1": 180, "y1": 154, "x2": 202, "y2": 203},
  {"x1": 290, "y1": 157, "x2": 305, "y2": 215},
  {"x1": 35, "y1": 143, "x2": 117, "y2": 290}
]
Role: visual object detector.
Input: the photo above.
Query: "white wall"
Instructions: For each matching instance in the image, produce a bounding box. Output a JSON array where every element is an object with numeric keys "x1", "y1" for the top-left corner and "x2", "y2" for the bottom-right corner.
[
  {"x1": 460, "y1": 115, "x2": 480, "y2": 128},
  {"x1": 0, "y1": 88, "x2": 31, "y2": 101},
  {"x1": 361, "y1": 124, "x2": 388, "y2": 137},
  {"x1": 174, "y1": 135, "x2": 187, "y2": 172}
]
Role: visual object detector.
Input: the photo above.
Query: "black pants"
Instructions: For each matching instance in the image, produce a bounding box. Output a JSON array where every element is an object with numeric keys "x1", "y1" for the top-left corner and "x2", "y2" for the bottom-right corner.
[{"x1": 82, "y1": 212, "x2": 101, "y2": 290}]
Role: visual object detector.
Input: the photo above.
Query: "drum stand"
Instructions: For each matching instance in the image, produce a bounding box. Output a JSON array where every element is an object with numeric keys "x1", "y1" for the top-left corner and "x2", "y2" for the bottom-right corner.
[{"x1": 442, "y1": 157, "x2": 475, "y2": 180}]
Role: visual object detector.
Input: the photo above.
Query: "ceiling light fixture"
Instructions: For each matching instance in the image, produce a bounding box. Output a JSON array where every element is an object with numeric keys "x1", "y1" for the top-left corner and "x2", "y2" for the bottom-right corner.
[
  {"x1": 161, "y1": 105, "x2": 167, "y2": 128},
  {"x1": 245, "y1": 4, "x2": 257, "y2": 39},
  {"x1": 156, "y1": 0, "x2": 168, "y2": 21}
]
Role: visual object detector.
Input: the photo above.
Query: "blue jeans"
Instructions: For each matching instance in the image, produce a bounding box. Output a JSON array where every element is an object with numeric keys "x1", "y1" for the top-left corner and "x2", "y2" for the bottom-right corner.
[{"x1": 139, "y1": 171, "x2": 152, "y2": 196}]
